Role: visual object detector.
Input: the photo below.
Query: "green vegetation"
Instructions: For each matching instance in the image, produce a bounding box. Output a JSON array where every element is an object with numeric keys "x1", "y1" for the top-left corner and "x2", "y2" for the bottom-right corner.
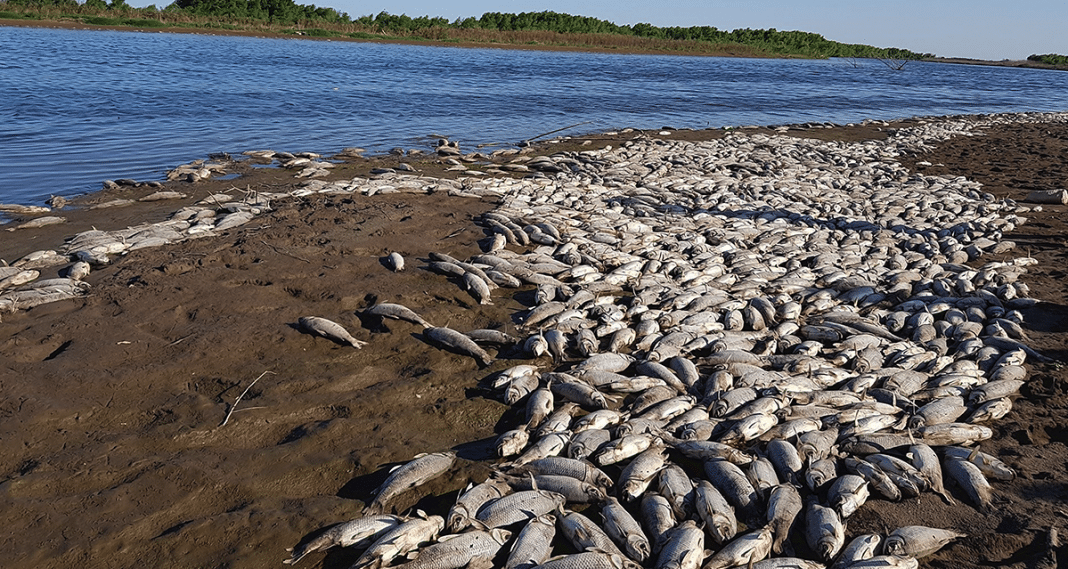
[
  {"x1": 0, "y1": 1, "x2": 930, "y2": 60},
  {"x1": 1028, "y1": 54, "x2": 1068, "y2": 67}
]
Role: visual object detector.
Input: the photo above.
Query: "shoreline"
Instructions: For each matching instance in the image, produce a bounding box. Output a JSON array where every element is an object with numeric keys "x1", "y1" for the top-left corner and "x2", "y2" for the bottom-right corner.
[
  {"x1": 1, "y1": 111, "x2": 1066, "y2": 569},
  {"x1": 4, "y1": 18, "x2": 1066, "y2": 70},
  {"x1": 0, "y1": 19, "x2": 774, "y2": 58}
]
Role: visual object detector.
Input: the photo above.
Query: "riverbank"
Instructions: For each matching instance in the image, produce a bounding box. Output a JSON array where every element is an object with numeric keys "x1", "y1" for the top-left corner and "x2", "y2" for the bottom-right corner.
[
  {"x1": 0, "y1": 17, "x2": 770, "y2": 58},
  {"x1": 7, "y1": 17, "x2": 1068, "y2": 71},
  {"x1": 1, "y1": 114, "x2": 1066, "y2": 569}
]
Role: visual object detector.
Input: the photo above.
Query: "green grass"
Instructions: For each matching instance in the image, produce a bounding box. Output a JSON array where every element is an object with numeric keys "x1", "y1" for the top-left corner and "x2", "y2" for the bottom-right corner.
[
  {"x1": 0, "y1": 10, "x2": 40, "y2": 19},
  {"x1": 122, "y1": 17, "x2": 167, "y2": 27},
  {"x1": 299, "y1": 27, "x2": 337, "y2": 37},
  {"x1": 83, "y1": 16, "x2": 121, "y2": 25}
]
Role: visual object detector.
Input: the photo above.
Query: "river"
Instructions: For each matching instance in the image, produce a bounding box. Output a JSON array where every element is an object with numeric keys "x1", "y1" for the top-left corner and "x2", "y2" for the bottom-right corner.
[{"x1": 2, "y1": 25, "x2": 1068, "y2": 204}]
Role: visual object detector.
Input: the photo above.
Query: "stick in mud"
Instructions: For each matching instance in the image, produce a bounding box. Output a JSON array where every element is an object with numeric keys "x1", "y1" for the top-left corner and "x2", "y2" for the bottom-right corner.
[
  {"x1": 519, "y1": 120, "x2": 595, "y2": 145},
  {"x1": 220, "y1": 370, "x2": 275, "y2": 427}
]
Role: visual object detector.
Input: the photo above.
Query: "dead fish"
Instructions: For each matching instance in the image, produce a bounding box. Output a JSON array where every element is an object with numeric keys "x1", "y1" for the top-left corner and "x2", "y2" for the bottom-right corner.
[
  {"x1": 448, "y1": 477, "x2": 511, "y2": 533},
  {"x1": 703, "y1": 525, "x2": 773, "y2": 569},
  {"x1": 365, "y1": 302, "x2": 433, "y2": 329},
  {"x1": 829, "y1": 534, "x2": 881, "y2": 569},
  {"x1": 284, "y1": 514, "x2": 402, "y2": 565},
  {"x1": 943, "y1": 457, "x2": 994, "y2": 510},
  {"x1": 704, "y1": 458, "x2": 762, "y2": 526},
  {"x1": 505, "y1": 514, "x2": 556, "y2": 569},
  {"x1": 367, "y1": 452, "x2": 455, "y2": 514},
  {"x1": 424, "y1": 326, "x2": 494, "y2": 366},
  {"x1": 752, "y1": 559, "x2": 825, "y2": 569},
  {"x1": 601, "y1": 497, "x2": 651, "y2": 563},
  {"x1": 396, "y1": 528, "x2": 512, "y2": 569},
  {"x1": 883, "y1": 526, "x2": 966, "y2": 558},
  {"x1": 618, "y1": 446, "x2": 669, "y2": 502},
  {"x1": 640, "y1": 493, "x2": 676, "y2": 555},
  {"x1": 298, "y1": 316, "x2": 367, "y2": 348},
  {"x1": 66, "y1": 261, "x2": 91, "y2": 281},
  {"x1": 827, "y1": 474, "x2": 869, "y2": 518},
  {"x1": 654, "y1": 519, "x2": 705, "y2": 569},
  {"x1": 839, "y1": 556, "x2": 918, "y2": 569},
  {"x1": 502, "y1": 473, "x2": 606, "y2": 503},
  {"x1": 941, "y1": 445, "x2": 1016, "y2": 481},
  {"x1": 463, "y1": 272, "x2": 494, "y2": 305},
  {"x1": 384, "y1": 252, "x2": 405, "y2": 272},
  {"x1": 765, "y1": 483, "x2": 802, "y2": 554},
  {"x1": 805, "y1": 500, "x2": 845, "y2": 561},
  {"x1": 467, "y1": 328, "x2": 520, "y2": 347},
  {"x1": 513, "y1": 456, "x2": 613, "y2": 489},
  {"x1": 351, "y1": 513, "x2": 444, "y2": 569},
  {"x1": 558, "y1": 508, "x2": 628, "y2": 559},
  {"x1": 532, "y1": 551, "x2": 641, "y2": 569},
  {"x1": 497, "y1": 429, "x2": 531, "y2": 457},
  {"x1": 475, "y1": 490, "x2": 566, "y2": 528},
  {"x1": 908, "y1": 443, "x2": 955, "y2": 504},
  {"x1": 6, "y1": 215, "x2": 65, "y2": 231}
]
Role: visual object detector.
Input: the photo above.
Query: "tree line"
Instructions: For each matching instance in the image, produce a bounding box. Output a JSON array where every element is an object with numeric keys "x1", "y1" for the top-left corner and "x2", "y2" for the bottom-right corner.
[
  {"x1": 354, "y1": 10, "x2": 928, "y2": 59},
  {"x1": 1, "y1": 1, "x2": 930, "y2": 59},
  {"x1": 1027, "y1": 54, "x2": 1068, "y2": 67}
]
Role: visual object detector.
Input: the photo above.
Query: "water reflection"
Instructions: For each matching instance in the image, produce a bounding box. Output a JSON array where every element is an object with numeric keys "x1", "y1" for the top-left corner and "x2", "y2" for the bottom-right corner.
[{"x1": 2, "y1": 26, "x2": 1067, "y2": 203}]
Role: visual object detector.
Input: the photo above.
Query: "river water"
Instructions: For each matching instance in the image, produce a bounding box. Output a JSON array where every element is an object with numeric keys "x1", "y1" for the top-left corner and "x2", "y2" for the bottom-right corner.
[{"x1": 3, "y1": 25, "x2": 1068, "y2": 204}]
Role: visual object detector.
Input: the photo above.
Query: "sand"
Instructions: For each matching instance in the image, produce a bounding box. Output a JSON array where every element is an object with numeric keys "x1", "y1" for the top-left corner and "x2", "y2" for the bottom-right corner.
[{"x1": 0, "y1": 119, "x2": 1065, "y2": 569}]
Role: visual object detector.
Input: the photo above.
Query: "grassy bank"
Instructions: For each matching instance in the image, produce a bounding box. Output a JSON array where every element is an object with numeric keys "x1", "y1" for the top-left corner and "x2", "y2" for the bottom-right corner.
[{"x1": 0, "y1": 3, "x2": 917, "y2": 59}]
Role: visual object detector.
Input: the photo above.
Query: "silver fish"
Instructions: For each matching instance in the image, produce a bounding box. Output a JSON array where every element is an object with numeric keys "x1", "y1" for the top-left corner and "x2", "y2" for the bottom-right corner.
[
  {"x1": 284, "y1": 514, "x2": 402, "y2": 565},
  {"x1": 804, "y1": 501, "x2": 845, "y2": 561},
  {"x1": 941, "y1": 445, "x2": 1015, "y2": 481},
  {"x1": 368, "y1": 452, "x2": 455, "y2": 513},
  {"x1": 448, "y1": 477, "x2": 511, "y2": 533},
  {"x1": 829, "y1": 534, "x2": 881, "y2": 569},
  {"x1": 765, "y1": 483, "x2": 802, "y2": 554},
  {"x1": 558, "y1": 510, "x2": 626, "y2": 558},
  {"x1": 365, "y1": 302, "x2": 433, "y2": 329},
  {"x1": 827, "y1": 474, "x2": 869, "y2": 519},
  {"x1": 532, "y1": 551, "x2": 641, "y2": 569},
  {"x1": 618, "y1": 445, "x2": 669, "y2": 501},
  {"x1": 693, "y1": 478, "x2": 738, "y2": 545},
  {"x1": 703, "y1": 526, "x2": 773, "y2": 569},
  {"x1": 943, "y1": 457, "x2": 993, "y2": 511},
  {"x1": 298, "y1": 316, "x2": 368, "y2": 348},
  {"x1": 639, "y1": 493, "x2": 676, "y2": 555},
  {"x1": 704, "y1": 459, "x2": 762, "y2": 526},
  {"x1": 514, "y1": 457, "x2": 613, "y2": 489},
  {"x1": 384, "y1": 252, "x2": 405, "y2": 272},
  {"x1": 476, "y1": 490, "x2": 567, "y2": 528},
  {"x1": 396, "y1": 528, "x2": 512, "y2": 569},
  {"x1": 601, "y1": 497, "x2": 650, "y2": 563},
  {"x1": 654, "y1": 519, "x2": 705, "y2": 569},
  {"x1": 884, "y1": 526, "x2": 966, "y2": 558},
  {"x1": 504, "y1": 473, "x2": 606, "y2": 504},
  {"x1": 424, "y1": 326, "x2": 494, "y2": 366},
  {"x1": 908, "y1": 443, "x2": 954, "y2": 505},
  {"x1": 505, "y1": 514, "x2": 557, "y2": 569},
  {"x1": 352, "y1": 514, "x2": 444, "y2": 569}
]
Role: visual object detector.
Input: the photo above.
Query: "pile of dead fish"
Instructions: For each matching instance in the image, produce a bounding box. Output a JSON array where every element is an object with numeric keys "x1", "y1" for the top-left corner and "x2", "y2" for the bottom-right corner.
[
  {"x1": 0, "y1": 189, "x2": 285, "y2": 317},
  {"x1": 285, "y1": 112, "x2": 1066, "y2": 569}
]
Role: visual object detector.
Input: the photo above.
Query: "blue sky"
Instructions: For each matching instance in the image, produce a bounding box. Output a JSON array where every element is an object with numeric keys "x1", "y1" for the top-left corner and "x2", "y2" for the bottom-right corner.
[{"x1": 307, "y1": 0, "x2": 1066, "y2": 61}]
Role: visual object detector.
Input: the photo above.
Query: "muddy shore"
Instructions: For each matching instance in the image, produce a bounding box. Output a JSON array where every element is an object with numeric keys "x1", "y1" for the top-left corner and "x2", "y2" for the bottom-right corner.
[{"x1": 1, "y1": 118, "x2": 1066, "y2": 569}]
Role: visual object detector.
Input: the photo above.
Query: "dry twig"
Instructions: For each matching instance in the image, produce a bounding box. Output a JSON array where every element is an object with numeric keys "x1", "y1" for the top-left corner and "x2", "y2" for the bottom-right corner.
[{"x1": 220, "y1": 370, "x2": 275, "y2": 427}]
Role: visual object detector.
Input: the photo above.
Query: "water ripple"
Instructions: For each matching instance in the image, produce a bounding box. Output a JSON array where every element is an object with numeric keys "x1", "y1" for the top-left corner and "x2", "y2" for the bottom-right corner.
[{"x1": 2, "y1": 26, "x2": 1068, "y2": 203}]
